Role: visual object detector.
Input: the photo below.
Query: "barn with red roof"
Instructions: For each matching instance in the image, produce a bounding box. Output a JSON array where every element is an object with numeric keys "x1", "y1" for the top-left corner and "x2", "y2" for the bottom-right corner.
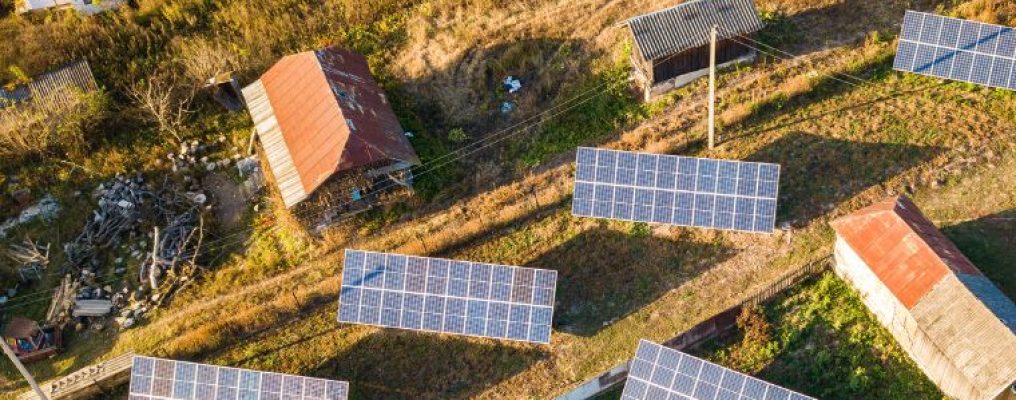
[
  {"x1": 242, "y1": 46, "x2": 420, "y2": 210},
  {"x1": 830, "y1": 196, "x2": 1016, "y2": 400}
]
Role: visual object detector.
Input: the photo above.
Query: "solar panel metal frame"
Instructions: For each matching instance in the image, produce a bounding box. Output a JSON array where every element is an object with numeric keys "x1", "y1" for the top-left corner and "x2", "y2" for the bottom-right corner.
[
  {"x1": 337, "y1": 249, "x2": 557, "y2": 345},
  {"x1": 571, "y1": 147, "x2": 781, "y2": 233},
  {"x1": 128, "y1": 355, "x2": 349, "y2": 400},
  {"x1": 622, "y1": 340, "x2": 816, "y2": 400},
  {"x1": 894, "y1": 10, "x2": 1016, "y2": 90}
]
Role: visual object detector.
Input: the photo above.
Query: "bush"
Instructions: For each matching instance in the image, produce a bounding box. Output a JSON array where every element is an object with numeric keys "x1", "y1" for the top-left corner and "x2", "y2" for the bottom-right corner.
[
  {"x1": 447, "y1": 127, "x2": 468, "y2": 143},
  {"x1": 724, "y1": 305, "x2": 779, "y2": 373},
  {"x1": 0, "y1": 89, "x2": 110, "y2": 160}
]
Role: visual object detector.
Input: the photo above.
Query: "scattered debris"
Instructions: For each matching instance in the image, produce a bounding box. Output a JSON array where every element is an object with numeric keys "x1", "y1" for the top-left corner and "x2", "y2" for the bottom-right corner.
[
  {"x1": 501, "y1": 101, "x2": 515, "y2": 114},
  {"x1": 237, "y1": 156, "x2": 266, "y2": 195},
  {"x1": 44, "y1": 172, "x2": 208, "y2": 330},
  {"x1": 503, "y1": 75, "x2": 522, "y2": 94},
  {"x1": 72, "y1": 299, "x2": 114, "y2": 318},
  {"x1": 203, "y1": 71, "x2": 244, "y2": 112},
  {"x1": 7, "y1": 237, "x2": 50, "y2": 282},
  {"x1": 1, "y1": 316, "x2": 61, "y2": 362},
  {"x1": 0, "y1": 195, "x2": 61, "y2": 238}
]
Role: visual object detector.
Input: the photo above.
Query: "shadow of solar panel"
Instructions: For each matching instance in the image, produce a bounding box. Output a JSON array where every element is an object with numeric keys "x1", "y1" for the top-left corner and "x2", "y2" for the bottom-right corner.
[
  {"x1": 129, "y1": 356, "x2": 349, "y2": 400},
  {"x1": 894, "y1": 10, "x2": 1016, "y2": 90},
  {"x1": 621, "y1": 340, "x2": 815, "y2": 400},
  {"x1": 338, "y1": 249, "x2": 557, "y2": 344},
  {"x1": 572, "y1": 147, "x2": 781, "y2": 233}
]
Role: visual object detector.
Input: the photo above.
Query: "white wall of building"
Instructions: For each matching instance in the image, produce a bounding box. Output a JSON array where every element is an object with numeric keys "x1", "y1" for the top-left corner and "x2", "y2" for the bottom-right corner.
[{"x1": 833, "y1": 237, "x2": 987, "y2": 400}]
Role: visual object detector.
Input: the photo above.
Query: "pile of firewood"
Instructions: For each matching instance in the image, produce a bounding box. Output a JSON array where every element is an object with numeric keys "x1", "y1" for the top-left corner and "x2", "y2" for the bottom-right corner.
[{"x1": 47, "y1": 174, "x2": 207, "y2": 329}]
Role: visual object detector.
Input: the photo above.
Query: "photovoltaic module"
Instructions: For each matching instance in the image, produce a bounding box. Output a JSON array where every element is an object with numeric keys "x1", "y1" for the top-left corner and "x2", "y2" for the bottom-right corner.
[
  {"x1": 622, "y1": 340, "x2": 815, "y2": 400},
  {"x1": 572, "y1": 147, "x2": 780, "y2": 233},
  {"x1": 894, "y1": 10, "x2": 1016, "y2": 90},
  {"x1": 338, "y1": 249, "x2": 557, "y2": 344},
  {"x1": 128, "y1": 356, "x2": 349, "y2": 400}
]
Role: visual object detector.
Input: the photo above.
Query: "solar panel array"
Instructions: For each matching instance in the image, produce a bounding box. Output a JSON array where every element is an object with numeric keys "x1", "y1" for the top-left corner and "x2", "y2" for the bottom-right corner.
[
  {"x1": 572, "y1": 147, "x2": 780, "y2": 233},
  {"x1": 338, "y1": 249, "x2": 557, "y2": 344},
  {"x1": 129, "y1": 356, "x2": 349, "y2": 400},
  {"x1": 894, "y1": 10, "x2": 1016, "y2": 90},
  {"x1": 623, "y1": 340, "x2": 815, "y2": 400}
]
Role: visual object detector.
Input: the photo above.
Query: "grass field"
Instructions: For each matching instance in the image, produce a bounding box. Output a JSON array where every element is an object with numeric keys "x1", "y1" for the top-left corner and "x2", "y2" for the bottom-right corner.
[{"x1": 2, "y1": 0, "x2": 1015, "y2": 399}]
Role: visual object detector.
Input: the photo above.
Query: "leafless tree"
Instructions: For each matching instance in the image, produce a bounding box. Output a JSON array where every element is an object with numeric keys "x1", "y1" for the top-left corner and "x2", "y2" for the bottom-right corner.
[{"x1": 126, "y1": 71, "x2": 194, "y2": 144}]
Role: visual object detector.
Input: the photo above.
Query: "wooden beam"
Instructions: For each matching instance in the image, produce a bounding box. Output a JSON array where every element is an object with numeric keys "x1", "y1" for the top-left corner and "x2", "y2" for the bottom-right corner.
[{"x1": 1, "y1": 340, "x2": 49, "y2": 400}]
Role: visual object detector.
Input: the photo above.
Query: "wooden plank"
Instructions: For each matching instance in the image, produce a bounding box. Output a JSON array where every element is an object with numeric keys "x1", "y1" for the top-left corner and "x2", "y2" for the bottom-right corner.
[{"x1": 18, "y1": 353, "x2": 134, "y2": 400}]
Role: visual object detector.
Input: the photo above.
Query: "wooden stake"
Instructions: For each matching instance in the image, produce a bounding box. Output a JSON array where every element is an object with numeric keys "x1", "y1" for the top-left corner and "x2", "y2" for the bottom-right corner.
[
  {"x1": 1, "y1": 339, "x2": 49, "y2": 400},
  {"x1": 708, "y1": 24, "x2": 718, "y2": 149}
]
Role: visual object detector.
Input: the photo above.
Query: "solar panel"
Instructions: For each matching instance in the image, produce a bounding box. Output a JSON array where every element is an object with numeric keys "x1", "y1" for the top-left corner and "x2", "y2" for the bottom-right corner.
[
  {"x1": 128, "y1": 356, "x2": 349, "y2": 400},
  {"x1": 622, "y1": 340, "x2": 815, "y2": 400},
  {"x1": 337, "y1": 249, "x2": 557, "y2": 344},
  {"x1": 571, "y1": 147, "x2": 780, "y2": 233},
  {"x1": 894, "y1": 10, "x2": 1016, "y2": 90}
]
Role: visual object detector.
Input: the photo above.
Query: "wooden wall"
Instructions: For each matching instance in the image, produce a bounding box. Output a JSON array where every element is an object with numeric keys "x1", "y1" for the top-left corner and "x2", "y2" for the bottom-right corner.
[{"x1": 649, "y1": 37, "x2": 753, "y2": 85}]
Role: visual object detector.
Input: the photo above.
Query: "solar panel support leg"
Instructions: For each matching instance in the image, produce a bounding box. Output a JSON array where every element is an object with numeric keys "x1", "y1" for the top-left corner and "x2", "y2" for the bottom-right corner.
[{"x1": 1, "y1": 340, "x2": 49, "y2": 400}]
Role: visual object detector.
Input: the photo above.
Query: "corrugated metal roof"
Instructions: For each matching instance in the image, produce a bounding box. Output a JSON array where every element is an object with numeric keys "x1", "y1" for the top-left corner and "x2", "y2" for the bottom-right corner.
[
  {"x1": 829, "y1": 196, "x2": 984, "y2": 308},
  {"x1": 627, "y1": 0, "x2": 764, "y2": 61},
  {"x1": 832, "y1": 196, "x2": 1016, "y2": 398},
  {"x1": 0, "y1": 60, "x2": 98, "y2": 110},
  {"x1": 242, "y1": 46, "x2": 419, "y2": 209},
  {"x1": 241, "y1": 79, "x2": 307, "y2": 208}
]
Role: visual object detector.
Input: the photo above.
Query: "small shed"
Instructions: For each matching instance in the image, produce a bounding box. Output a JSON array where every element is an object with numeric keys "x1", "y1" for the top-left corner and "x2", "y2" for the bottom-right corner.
[
  {"x1": 0, "y1": 60, "x2": 98, "y2": 111},
  {"x1": 626, "y1": 0, "x2": 763, "y2": 100},
  {"x1": 242, "y1": 46, "x2": 420, "y2": 211},
  {"x1": 0, "y1": 60, "x2": 99, "y2": 132},
  {"x1": 830, "y1": 196, "x2": 1016, "y2": 400}
]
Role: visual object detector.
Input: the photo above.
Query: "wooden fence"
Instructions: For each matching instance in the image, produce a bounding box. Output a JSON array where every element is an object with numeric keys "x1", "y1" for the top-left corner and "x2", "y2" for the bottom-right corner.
[
  {"x1": 17, "y1": 352, "x2": 134, "y2": 400},
  {"x1": 556, "y1": 257, "x2": 831, "y2": 400}
]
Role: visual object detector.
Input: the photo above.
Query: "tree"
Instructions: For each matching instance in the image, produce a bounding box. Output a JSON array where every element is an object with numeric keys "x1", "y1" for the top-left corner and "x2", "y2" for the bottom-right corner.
[{"x1": 126, "y1": 70, "x2": 194, "y2": 144}]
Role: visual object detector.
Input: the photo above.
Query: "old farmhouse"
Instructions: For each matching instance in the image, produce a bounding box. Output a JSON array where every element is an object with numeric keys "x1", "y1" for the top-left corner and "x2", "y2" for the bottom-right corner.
[
  {"x1": 626, "y1": 0, "x2": 763, "y2": 100},
  {"x1": 242, "y1": 46, "x2": 420, "y2": 216},
  {"x1": 830, "y1": 196, "x2": 1016, "y2": 400}
]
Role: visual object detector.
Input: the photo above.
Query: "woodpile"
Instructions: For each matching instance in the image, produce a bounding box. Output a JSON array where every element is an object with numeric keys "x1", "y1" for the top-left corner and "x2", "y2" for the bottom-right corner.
[{"x1": 48, "y1": 173, "x2": 208, "y2": 330}]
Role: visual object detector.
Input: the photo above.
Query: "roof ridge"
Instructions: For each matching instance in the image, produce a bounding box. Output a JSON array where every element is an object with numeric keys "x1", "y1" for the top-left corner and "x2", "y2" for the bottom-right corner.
[{"x1": 628, "y1": 0, "x2": 709, "y2": 22}]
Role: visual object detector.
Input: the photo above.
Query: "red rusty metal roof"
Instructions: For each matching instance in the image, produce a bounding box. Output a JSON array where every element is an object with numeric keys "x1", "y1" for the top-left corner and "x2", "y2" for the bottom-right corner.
[
  {"x1": 251, "y1": 46, "x2": 419, "y2": 205},
  {"x1": 829, "y1": 196, "x2": 983, "y2": 309}
]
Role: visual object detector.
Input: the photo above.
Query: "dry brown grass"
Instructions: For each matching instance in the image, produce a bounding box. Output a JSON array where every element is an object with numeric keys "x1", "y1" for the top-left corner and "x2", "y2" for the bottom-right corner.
[{"x1": 5, "y1": 0, "x2": 1016, "y2": 399}]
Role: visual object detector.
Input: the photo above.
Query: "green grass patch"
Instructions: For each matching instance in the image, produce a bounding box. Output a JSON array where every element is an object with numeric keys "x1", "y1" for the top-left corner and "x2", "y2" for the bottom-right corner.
[
  {"x1": 697, "y1": 272, "x2": 944, "y2": 400},
  {"x1": 512, "y1": 63, "x2": 646, "y2": 168}
]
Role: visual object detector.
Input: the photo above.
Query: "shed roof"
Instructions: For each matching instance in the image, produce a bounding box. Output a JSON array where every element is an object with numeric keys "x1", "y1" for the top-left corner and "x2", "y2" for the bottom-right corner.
[
  {"x1": 242, "y1": 46, "x2": 419, "y2": 208},
  {"x1": 0, "y1": 60, "x2": 98, "y2": 110},
  {"x1": 831, "y1": 196, "x2": 1016, "y2": 397},
  {"x1": 627, "y1": 0, "x2": 764, "y2": 61},
  {"x1": 829, "y1": 196, "x2": 987, "y2": 308}
]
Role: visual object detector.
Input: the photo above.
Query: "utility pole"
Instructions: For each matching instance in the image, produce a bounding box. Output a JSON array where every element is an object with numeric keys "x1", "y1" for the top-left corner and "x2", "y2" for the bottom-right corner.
[
  {"x1": 1, "y1": 339, "x2": 49, "y2": 400},
  {"x1": 708, "y1": 24, "x2": 718, "y2": 149}
]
